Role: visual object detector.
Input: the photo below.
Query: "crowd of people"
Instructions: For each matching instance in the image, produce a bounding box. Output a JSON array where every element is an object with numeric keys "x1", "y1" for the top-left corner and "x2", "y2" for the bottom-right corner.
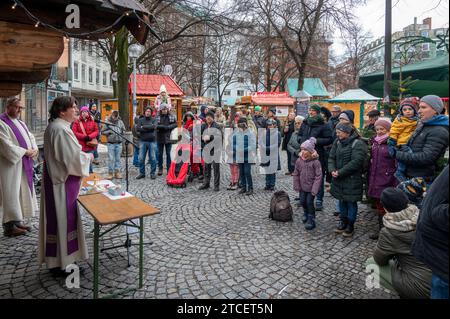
[{"x1": 0, "y1": 93, "x2": 448, "y2": 298}]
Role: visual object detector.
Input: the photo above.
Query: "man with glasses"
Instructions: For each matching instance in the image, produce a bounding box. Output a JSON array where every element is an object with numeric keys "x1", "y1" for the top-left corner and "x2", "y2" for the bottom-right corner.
[{"x1": 0, "y1": 98, "x2": 39, "y2": 237}]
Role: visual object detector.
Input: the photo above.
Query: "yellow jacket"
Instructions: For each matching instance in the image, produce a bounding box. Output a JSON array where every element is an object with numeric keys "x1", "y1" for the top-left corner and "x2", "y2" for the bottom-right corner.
[{"x1": 389, "y1": 116, "x2": 418, "y2": 145}]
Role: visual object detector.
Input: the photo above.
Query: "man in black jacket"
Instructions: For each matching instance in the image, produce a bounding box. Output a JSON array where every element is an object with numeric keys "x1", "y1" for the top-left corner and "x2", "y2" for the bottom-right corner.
[
  {"x1": 199, "y1": 112, "x2": 222, "y2": 191},
  {"x1": 136, "y1": 107, "x2": 157, "y2": 179},
  {"x1": 156, "y1": 103, "x2": 177, "y2": 175},
  {"x1": 253, "y1": 105, "x2": 266, "y2": 129},
  {"x1": 412, "y1": 165, "x2": 449, "y2": 299},
  {"x1": 297, "y1": 104, "x2": 333, "y2": 210}
]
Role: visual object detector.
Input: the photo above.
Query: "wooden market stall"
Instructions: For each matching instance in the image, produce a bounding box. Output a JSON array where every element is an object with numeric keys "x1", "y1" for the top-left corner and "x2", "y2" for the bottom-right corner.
[
  {"x1": 321, "y1": 89, "x2": 382, "y2": 129},
  {"x1": 0, "y1": 0, "x2": 150, "y2": 97},
  {"x1": 236, "y1": 92, "x2": 295, "y2": 119},
  {"x1": 127, "y1": 74, "x2": 185, "y2": 127}
]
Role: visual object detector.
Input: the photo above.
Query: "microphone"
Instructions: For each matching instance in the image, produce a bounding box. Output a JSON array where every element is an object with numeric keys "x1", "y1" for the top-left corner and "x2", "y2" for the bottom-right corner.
[{"x1": 95, "y1": 119, "x2": 117, "y2": 126}]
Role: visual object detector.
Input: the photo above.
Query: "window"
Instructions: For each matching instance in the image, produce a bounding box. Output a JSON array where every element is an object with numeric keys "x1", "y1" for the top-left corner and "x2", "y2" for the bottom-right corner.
[
  {"x1": 109, "y1": 73, "x2": 112, "y2": 86},
  {"x1": 422, "y1": 43, "x2": 430, "y2": 51},
  {"x1": 436, "y1": 29, "x2": 445, "y2": 36},
  {"x1": 103, "y1": 71, "x2": 107, "y2": 85},
  {"x1": 224, "y1": 76, "x2": 231, "y2": 82},
  {"x1": 88, "y1": 67, "x2": 93, "y2": 83},
  {"x1": 81, "y1": 40, "x2": 86, "y2": 51},
  {"x1": 88, "y1": 42, "x2": 93, "y2": 56},
  {"x1": 223, "y1": 90, "x2": 231, "y2": 96},
  {"x1": 394, "y1": 44, "x2": 400, "y2": 52},
  {"x1": 73, "y1": 62, "x2": 79, "y2": 81},
  {"x1": 237, "y1": 90, "x2": 245, "y2": 96},
  {"x1": 95, "y1": 69, "x2": 100, "y2": 84},
  {"x1": 238, "y1": 77, "x2": 244, "y2": 83},
  {"x1": 73, "y1": 39, "x2": 79, "y2": 51},
  {"x1": 421, "y1": 30, "x2": 429, "y2": 37},
  {"x1": 81, "y1": 64, "x2": 86, "y2": 82}
]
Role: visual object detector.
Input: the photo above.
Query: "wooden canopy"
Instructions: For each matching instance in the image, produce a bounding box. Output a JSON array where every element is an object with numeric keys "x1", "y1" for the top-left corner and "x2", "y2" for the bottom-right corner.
[{"x1": 0, "y1": 0, "x2": 152, "y2": 97}]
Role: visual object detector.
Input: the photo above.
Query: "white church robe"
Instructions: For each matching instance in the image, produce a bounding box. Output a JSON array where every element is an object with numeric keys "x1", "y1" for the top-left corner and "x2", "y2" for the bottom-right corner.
[
  {"x1": 38, "y1": 118, "x2": 91, "y2": 270},
  {"x1": 0, "y1": 116, "x2": 38, "y2": 224}
]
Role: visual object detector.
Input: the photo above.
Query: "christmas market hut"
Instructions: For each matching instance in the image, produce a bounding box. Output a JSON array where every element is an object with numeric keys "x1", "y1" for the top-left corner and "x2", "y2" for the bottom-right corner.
[{"x1": 235, "y1": 92, "x2": 295, "y2": 118}]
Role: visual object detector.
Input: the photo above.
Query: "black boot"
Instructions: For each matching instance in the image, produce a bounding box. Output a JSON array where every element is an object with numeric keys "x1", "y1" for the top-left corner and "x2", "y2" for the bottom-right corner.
[
  {"x1": 343, "y1": 222, "x2": 355, "y2": 237},
  {"x1": 334, "y1": 217, "x2": 348, "y2": 234}
]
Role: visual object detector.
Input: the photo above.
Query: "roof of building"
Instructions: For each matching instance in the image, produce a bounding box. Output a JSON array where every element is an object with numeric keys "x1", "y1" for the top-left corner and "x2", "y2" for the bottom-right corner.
[
  {"x1": 251, "y1": 95, "x2": 295, "y2": 106},
  {"x1": 287, "y1": 78, "x2": 329, "y2": 97},
  {"x1": 129, "y1": 74, "x2": 185, "y2": 96},
  {"x1": 328, "y1": 89, "x2": 381, "y2": 102}
]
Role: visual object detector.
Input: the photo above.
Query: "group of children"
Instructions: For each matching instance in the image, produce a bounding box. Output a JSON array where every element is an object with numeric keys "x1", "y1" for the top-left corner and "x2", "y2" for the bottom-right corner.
[{"x1": 292, "y1": 97, "x2": 422, "y2": 235}]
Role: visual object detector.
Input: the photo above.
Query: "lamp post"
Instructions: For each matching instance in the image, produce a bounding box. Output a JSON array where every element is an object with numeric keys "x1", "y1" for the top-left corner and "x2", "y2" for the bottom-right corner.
[{"x1": 128, "y1": 43, "x2": 144, "y2": 120}]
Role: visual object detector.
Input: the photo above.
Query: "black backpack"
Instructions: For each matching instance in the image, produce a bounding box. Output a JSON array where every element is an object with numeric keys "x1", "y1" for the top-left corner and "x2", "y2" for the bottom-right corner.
[{"x1": 269, "y1": 191, "x2": 293, "y2": 222}]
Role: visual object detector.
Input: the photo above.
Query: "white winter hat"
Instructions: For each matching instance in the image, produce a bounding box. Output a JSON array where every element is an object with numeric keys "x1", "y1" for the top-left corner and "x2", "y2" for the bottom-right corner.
[{"x1": 160, "y1": 84, "x2": 167, "y2": 93}]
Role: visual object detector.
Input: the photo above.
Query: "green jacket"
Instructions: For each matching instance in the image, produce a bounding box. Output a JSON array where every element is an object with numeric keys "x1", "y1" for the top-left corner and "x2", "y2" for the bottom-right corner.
[{"x1": 328, "y1": 132, "x2": 368, "y2": 202}]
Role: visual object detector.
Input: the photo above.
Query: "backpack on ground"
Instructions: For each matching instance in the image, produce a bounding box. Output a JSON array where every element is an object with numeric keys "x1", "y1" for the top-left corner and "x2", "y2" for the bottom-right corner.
[{"x1": 269, "y1": 191, "x2": 293, "y2": 222}]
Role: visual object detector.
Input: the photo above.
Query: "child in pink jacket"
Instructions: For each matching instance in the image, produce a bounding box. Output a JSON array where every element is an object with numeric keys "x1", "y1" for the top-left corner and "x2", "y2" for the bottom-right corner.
[{"x1": 293, "y1": 137, "x2": 323, "y2": 230}]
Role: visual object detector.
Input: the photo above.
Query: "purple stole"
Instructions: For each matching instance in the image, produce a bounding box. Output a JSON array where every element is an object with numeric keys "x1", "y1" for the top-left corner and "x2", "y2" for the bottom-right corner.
[
  {"x1": 0, "y1": 113, "x2": 34, "y2": 193},
  {"x1": 43, "y1": 163, "x2": 81, "y2": 257}
]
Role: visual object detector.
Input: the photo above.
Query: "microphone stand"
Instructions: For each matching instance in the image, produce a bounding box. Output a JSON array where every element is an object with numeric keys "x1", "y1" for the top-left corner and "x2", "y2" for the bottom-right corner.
[{"x1": 100, "y1": 121, "x2": 151, "y2": 267}]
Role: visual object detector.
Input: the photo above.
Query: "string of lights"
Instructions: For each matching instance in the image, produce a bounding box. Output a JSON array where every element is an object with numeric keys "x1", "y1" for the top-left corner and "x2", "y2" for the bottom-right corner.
[{"x1": 9, "y1": 0, "x2": 145, "y2": 37}]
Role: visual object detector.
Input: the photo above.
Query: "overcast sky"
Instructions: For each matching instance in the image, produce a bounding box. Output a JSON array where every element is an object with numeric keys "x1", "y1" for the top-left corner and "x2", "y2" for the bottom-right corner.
[{"x1": 333, "y1": 0, "x2": 450, "y2": 55}]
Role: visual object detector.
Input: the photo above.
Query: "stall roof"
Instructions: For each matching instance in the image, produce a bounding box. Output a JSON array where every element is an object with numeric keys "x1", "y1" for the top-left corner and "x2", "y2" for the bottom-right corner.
[
  {"x1": 287, "y1": 78, "x2": 330, "y2": 97},
  {"x1": 129, "y1": 74, "x2": 185, "y2": 96},
  {"x1": 252, "y1": 95, "x2": 295, "y2": 106},
  {"x1": 328, "y1": 89, "x2": 381, "y2": 102}
]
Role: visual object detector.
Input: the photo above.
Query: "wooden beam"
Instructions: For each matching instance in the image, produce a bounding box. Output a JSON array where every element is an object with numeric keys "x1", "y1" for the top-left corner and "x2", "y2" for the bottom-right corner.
[
  {"x1": 0, "y1": 82, "x2": 22, "y2": 97},
  {"x1": 0, "y1": 69, "x2": 51, "y2": 84},
  {"x1": 0, "y1": 21, "x2": 64, "y2": 72}
]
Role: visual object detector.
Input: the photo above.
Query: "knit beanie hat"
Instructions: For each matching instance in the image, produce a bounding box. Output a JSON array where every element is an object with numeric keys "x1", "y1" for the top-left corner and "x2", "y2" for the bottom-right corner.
[
  {"x1": 254, "y1": 105, "x2": 262, "y2": 112},
  {"x1": 339, "y1": 110, "x2": 355, "y2": 124},
  {"x1": 309, "y1": 104, "x2": 321, "y2": 114},
  {"x1": 301, "y1": 137, "x2": 317, "y2": 153},
  {"x1": 268, "y1": 108, "x2": 276, "y2": 115},
  {"x1": 380, "y1": 187, "x2": 409, "y2": 213},
  {"x1": 420, "y1": 95, "x2": 444, "y2": 114},
  {"x1": 399, "y1": 97, "x2": 420, "y2": 115},
  {"x1": 336, "y1": 122, "x2": 353, "y2": 134},
  {"x1": 80, "y1": 106, "x2": 90, "y2": 113},
  {"x1": 374, "y1": 118, "x2": 392, "y2": 131}
]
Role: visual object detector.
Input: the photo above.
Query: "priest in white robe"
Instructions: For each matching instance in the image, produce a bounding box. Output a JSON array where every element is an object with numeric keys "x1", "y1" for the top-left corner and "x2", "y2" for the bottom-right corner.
[
  {"x1": 38, "y1": 96, "x2": 92, "y2": 274},
  {"x1": 0, "y1": 97, "x2": 39, "y2": 237}
]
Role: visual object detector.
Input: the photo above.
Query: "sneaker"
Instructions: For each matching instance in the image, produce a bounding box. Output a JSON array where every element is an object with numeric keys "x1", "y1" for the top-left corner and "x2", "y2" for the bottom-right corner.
[
  {"x1": 227, "y1": 183, "x2": 234, "y2": 190},
  {"x1": 245, "y1": 189, "x2": 253, "y2": 196},
  {"x1": 301, "y1": 213, "x2": 308, "y2": 224},
  {"x1": 238, "y1": 188, "x2": 247, "y2": 194},
  {"x1": 284, "y1": 172, "x2": 292, "y2": 175},
  {"x1": 158, "y1": 168, "x2": 163, "y2": 176},
  {"x1": 136, "y1": 174, "x2": 145, "y2": 180},
  {"x1": 230, "y1": 184, "x2": 238, "y2": 190},
  {"x1": 198, "y1": 184, "x2": 210, "y2": 190},
  {"x1": 114, "y1": 171, "x2": 122, "y2": 179},
  {"x1": 343, "y1": 223, "x2": 354, "y2": 237},
  {"x1": 198, "y1": 174, "x2": 204, "y2": 181},
  {"x1": 266, "y1": 186, "x2": 274, "y2": 191},
  {"x1": 105, "y1": 173, "x2": 114, "y2": 180},
  {"x1": 150, "y1": 174, "x2": 156, "y2": 180},
  {"x1": 214, "y1": 186, "x2": 220, "y2": 192},
  {"x1": 93, "y1": 159, "x2": 100, "y2": 165}
]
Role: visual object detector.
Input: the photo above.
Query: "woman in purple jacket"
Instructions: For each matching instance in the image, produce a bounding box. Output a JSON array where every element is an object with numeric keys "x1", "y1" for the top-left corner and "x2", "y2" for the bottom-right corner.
[
  {"x1": 293, "y1": 137, "x2": 323, "y2": 231},
  {"x1": 367, "y1": 118, "x2": 398, "y2": 240}
]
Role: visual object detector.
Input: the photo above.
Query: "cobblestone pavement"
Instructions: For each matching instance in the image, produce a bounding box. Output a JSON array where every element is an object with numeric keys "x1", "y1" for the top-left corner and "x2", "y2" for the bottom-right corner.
[{"x1": 0, "y1": 149, "x2": 397, "y2": 299}]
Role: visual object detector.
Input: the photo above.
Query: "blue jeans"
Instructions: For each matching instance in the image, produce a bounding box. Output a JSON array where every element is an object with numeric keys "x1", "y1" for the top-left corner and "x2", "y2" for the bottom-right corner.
[
  {"x1": 316, "y1": 174, "x2": 325, "y2": 203},
  {"x1": 339, "y1": 200, "x2": 358, "y2": 223},
  {"x1": 238, "y1": 163, "x2": 253, "y2": 190},
  {"x1": 266, "y1": 173, "x2": 276, "y2": 188},
  {"x1": 139, "y1": 141, "x2": 157, "y2": 176},
  {"x1": 93, "y1": 148, "x2": 99, "y2": 161},
  {"x1": 431, "y1": 274, "x2": 449, "y2": 299},
  {"x1": 158, "y1": 143, "x2": 172, "y2": 170},
  {"x1": 299, "y1": 192, "x2": 315, "y2": 218},
  {"x1": 133, "y1": 145, "x2": 140, "y2": 166},
  {"x1": 107, "y1": 143, "x2": 122, "y2": 173},
  {"x1": 85, "y1": 150, "x2": 95, "y2": 173}
]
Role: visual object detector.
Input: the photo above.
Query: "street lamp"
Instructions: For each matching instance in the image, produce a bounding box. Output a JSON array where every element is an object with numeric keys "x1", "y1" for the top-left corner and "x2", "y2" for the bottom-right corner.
[{"x1": 128, "y1": 43, "x2": 144, "y2": 120}]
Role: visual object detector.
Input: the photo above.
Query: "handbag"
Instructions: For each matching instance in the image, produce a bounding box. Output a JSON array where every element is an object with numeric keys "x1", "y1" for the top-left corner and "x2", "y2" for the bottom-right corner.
[{"x1": 79, "y1": 120, "x2": 99, "y2": 147}]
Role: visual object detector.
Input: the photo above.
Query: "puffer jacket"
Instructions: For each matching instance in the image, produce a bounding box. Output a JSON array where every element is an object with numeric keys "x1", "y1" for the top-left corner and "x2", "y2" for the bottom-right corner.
[
  {"x1": 297, "y1": 116, "x2": 333, "y2": 171},
  {"x1": 292, "y1": 156, "x2": 322, "y2": 196},
  {"x1": 156, "y1": 113, "x2": 177, "y2": 144},
  {"x1": 374, "y1": 205, "x2": 432, "y2": 299},
  {"x1": 396, "y1": 115, "x2": 449, "y2": 179},
  {"x1": 101, "y1": 115, "x2": 126, "y2": 144},
  {"x1": 367, "y1": 135, "x2": 398, "y2": 199},
  {"x1": 287, "y1": 130, "x2": 301, "y2": 167},
  {"x1": 412, "y1": 165, "x2": 449, "y2": 282},
  {"x1": 328, "y1": 132, "x2": 368, "y2": 202},
  {"x1": 72, "y1": 115, "x2": 99, "y2": 151},
  {"x1": 389, "y1": 115, "x2": 418, "y2": 146},
  {"x1": 136, "y1": 115, "x2": 157, "y2": 142}
]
